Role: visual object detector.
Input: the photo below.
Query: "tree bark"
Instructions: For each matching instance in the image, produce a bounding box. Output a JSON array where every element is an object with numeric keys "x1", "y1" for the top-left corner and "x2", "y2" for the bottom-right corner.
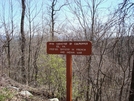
[
  {"x1": 129, "y1": 56, "x2": 134, "y2": 101},
  {"x1": 51, "y1": 0, "x2": 56, "y2": 41},
  {"x1": 20, "y1": 0, "x2": 26, "y2": 83}
]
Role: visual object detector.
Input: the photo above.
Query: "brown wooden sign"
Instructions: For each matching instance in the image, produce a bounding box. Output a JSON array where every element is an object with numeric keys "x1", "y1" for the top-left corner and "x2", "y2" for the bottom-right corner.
[
  {"x1": 47, "y1": 41, "x2": 92, "y2": 55},
  {"x1": 47, "y1": 41, "x2": 92, "y2": 101}
]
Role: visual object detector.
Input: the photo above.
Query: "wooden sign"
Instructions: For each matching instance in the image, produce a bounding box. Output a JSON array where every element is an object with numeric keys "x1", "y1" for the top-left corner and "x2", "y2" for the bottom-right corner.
[
  {"x1": 47, "y1": 41, "x2": 91, "y2": 55},
  {"x1": 47, "y1": 41, "x2": 92, "y2": 101}
]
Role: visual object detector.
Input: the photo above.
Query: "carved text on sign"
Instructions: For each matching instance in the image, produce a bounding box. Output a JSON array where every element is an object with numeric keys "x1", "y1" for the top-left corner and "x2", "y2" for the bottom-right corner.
[{"x1": 47, "y1": 41, "x2": 92, "y2": 55}]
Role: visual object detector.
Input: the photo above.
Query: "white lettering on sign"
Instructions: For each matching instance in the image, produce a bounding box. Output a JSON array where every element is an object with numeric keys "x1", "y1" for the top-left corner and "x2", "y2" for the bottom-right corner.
[
  {"x1": 60, "y1": 51, "x2": 65, "y2": 54},
  {"x1": 60, "y1": 48, "x2": 70, "y2": 51},
  {"x1": 56, "y1": 43, "x2": 67, "y2": 45},
  {"x1": 47, "y1": 41, "x2": 92, "y2": 55},
  {"x1": 69, "y1": 43, "x2": 72, "y2": 45},
  {"x1": 49, "y1": 43, "x2": 54, "y2": 45},
  {"x1": 77, "y1": 52, "x2": 82, "y2": 54},
  {"x1": 74, "y1": 43, "x2": 88, "y2": 45},
  {"x1": 62, "y1": 46, "x2": 66, "y2": 48},
  {"x1": 49, "y1": 48, "x2": 54, "y2": 50},
  {"x1": 76, "y1": 49, "x2": 86, "y2": 51},
  {"x1": 56, "y1": 46, "x2": 60, "y2": 48},
  {"x1": 49, "y1": 48, "x2": 59, "y2": 51},
  {"x1": 67, "y1": 51, "x2": 75, "y2": 54},
  {"x1": 55, "y1": 48, "x2": 58, "y2": 50}
]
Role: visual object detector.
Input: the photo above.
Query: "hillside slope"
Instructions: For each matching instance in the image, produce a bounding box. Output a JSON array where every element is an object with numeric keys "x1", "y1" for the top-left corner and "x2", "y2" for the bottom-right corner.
[{"x1": 0, "y1": 73, "x2": 53, "y2": 101}]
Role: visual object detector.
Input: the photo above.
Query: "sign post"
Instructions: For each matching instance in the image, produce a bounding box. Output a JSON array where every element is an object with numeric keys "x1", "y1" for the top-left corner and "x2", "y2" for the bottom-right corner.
[
  {"x1": 66, "y1": 54, "x2": 72, "y2": 101},
  {"x1": 47, "y1": 41, "x2": 92, "y2": 101}
]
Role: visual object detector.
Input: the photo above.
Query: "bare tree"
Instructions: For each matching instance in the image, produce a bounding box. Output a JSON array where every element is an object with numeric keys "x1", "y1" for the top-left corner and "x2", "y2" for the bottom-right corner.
[
  {"x1": 47, "y1": 0, "x2": 68, "y2": 41},
  {"x1": 0, "y1": 0, "x2": 14, "y2": 77},
  {"x1": 118, "y1": 1, "x2": 134, "y2": 100},
  {"x1": 67, "y1": 0, "x2": 106, "y2": 100},
  {"x1": 20, "y1": 0, "x2": 26, "y2": 83},
  {"x1": 25, "y1": 0, "x2": 42, "y2": 85},
  {"x1": 66, "y1": 0, "x2": 134, "y2": 101}
]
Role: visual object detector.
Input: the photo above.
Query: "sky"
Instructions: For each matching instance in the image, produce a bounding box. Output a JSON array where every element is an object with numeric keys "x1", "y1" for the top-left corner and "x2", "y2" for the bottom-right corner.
[
  {"x1": 0, "y1": 0, "x2": 123, "y2": 18},
  {"x1": 0, "y1": 0, "x2": 123, "y2": 33}
]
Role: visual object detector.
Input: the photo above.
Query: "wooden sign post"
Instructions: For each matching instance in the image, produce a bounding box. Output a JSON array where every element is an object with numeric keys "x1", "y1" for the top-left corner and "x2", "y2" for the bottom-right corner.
[{"x1": 47, "y1": 41, "x2": 92, "y2": 101}]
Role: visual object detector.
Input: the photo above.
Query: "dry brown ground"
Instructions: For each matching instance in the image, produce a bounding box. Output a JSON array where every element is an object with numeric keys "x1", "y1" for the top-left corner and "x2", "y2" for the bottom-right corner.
[{"x1": 0, "y1": 73, "x2": 51, "y2": 101}]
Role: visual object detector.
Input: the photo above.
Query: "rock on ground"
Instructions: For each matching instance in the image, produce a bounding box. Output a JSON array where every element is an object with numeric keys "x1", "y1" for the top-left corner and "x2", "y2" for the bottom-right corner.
[{"x1": 49, "y1": 98, "x2": 59, "y2": 101}]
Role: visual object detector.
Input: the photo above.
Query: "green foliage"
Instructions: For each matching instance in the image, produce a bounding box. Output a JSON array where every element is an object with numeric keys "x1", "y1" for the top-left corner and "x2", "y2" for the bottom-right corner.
[
  {"x1": 0, "y1": 87, "x2": 14, "y2": 101},
  {"x1": 72, "y1": 76, "x2": 85, "y2": 100},
  {"x1": 38, "y1": 54, "x2": 66, "y2": 98}
]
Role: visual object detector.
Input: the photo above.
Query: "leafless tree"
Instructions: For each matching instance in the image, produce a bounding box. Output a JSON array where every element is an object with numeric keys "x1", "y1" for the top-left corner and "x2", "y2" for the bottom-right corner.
[
  {"x1": 67, "y1": 0, "x2": 108, "y2": 100},
  {"x1": 0, "y1": 0, "x2": 14, "y2": 77},
  {"x1": 25, "y1": 0, "x2": 42, "y2": 85},
  {"x1": 47, "y1": 0, "x2": 68, "y2": 41},
  {"x1": 118, "y1": 1, "x2": 134, "y2": 100},
  {"x1": 20, "y1": 0, "x2": 26, "y2": 83}
]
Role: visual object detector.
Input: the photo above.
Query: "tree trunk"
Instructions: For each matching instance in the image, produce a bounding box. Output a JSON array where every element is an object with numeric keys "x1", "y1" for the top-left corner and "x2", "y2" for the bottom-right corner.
[
  {"x1": 129, "y1": 56, "x2": 134, "y2": 101},
  {"x1": 7, "y1": 36, "x2": 11, "y2": 77},
  {"x1": 20, "y1": 0, "x2": 26, "y2": 84},
  {"x1": 51, "y1": 0, "x2": 56, "y2": 41}
]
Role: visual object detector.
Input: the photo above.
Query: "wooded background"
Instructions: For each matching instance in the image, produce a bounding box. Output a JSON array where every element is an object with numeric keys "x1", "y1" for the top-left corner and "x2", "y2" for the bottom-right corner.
[{"x1": 0, "y1": 0, "x2": 134, "y2": 101}]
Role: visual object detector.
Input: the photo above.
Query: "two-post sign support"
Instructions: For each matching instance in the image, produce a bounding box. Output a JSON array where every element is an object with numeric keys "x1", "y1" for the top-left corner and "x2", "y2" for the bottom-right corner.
[{"x1": 47, "y1": 41, "x2": 92, "y2": 101}]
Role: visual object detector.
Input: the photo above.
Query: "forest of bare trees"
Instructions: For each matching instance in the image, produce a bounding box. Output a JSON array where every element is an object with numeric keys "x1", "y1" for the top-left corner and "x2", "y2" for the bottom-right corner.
[{"x1": 0, "y1": 0, "x2": 134, "y2": 101}]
